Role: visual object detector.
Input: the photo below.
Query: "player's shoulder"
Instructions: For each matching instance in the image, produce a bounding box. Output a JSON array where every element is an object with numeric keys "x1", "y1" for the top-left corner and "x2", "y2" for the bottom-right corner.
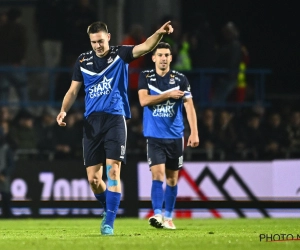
[
  {"x1": 170, "y1": 70, "x2": 188, "y2": 84},
  {"x1": 78, "y1": 50, "x2": 93, "y2": 58},
  {"x1": 77, "y1": 50, "x2": 94, "y2": 63},
  {"x1": 170, "y1": 69, "x2": 186, "y2": 78},
  {"x1": 141, "y1": 69, "x2": 155, "y2": 76},
  {"x1": 113, "y1": 45, "x2": 134, "y2": 53}
]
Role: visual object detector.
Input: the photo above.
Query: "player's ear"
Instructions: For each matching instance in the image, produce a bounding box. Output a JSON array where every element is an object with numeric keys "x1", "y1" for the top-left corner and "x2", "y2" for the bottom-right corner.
[
  {"x1": 152, "y1": 55, "x2": 155, "y2": 62},
  {"x1": 170, "y1": 54, "x2": 172, "y2": 62},
  {"x1": 107, "y1": 33, "x2": 111, "y2": 42}
]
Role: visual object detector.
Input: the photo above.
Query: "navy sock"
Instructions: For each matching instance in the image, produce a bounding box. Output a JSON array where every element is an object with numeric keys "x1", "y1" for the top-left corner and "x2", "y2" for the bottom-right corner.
[
  {"x1": 94, "y1": 189, "x2": 107, "y2": 212},
  {"x1": 151, "y1": 180, "x2": 164, "y2": 215},
  {"x1": 164, "y1": 184, "x2": 178, "y2": 218},
  {"x1": 105, "y1": 190, "x2": 121, "y2": 228}
]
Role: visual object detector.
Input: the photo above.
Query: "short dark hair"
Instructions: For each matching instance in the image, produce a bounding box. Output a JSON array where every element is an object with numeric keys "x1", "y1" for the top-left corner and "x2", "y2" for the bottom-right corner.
[
  {"x1": 87, "y1": 21, "x2": 108, "y2": 35},
  {"x1": 152, "y1": 42, "x2": 172, "y2": 54}
]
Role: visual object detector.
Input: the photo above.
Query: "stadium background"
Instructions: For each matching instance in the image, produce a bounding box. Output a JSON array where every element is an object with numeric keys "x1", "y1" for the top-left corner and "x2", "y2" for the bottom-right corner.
[{"x1": 0, "y1": 0, "x2": 299, "y2": 218}]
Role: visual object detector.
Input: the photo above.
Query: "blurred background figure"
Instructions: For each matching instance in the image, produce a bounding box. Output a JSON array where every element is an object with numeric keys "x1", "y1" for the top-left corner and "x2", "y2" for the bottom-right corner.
[
  {"x1": 35, "y1": 0, "x2": 66, "y2": 98},
  {"x1": 54, "y1": 110, "x2": 82, "y2": 159},
  {"x1": 10, "y1": 109, "x2": 38, "y2": 159},
  {"x1": 212, "y1": 21, "x2": 242, "y2": 104},
  {"x1": 0, "y1": 7, "x2": 28, "y2": 106},
  {"x1": 262, "y1": 112, "x2": 290, "y2": 160},
  {"x1": 286, "y1": 110, "x2": 300, "y2": 158},
  {"x1": 198, "y1": 108, "x2": 221, "y2": 160},
  {"x1": 35, "y1": 0, "x2": 65, "y2": 69},
  {"x1": 0, "y1": 127, "x2": 15, "y2": 218},
  {"x1": 36, "y1": 106, "x2": 58, "y2": 160},
  {"x1": 236, "y1": 112, "x2": 264, "y2": 160},
  {"x1": 126, "y1": 104, "x2": 145, "y2": 154},
  {"x1": 63, "y1": 0, "x2": 97, "y2": 66},
  {"x1": 122, "y1": 24, "x2": 146, "y2": 104}
]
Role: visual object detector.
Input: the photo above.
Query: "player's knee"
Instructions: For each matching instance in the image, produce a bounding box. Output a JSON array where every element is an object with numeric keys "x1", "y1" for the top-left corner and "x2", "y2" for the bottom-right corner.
[
  {"x1": 152, "y1": 172, "x2": 164, "y2": 181},
  {"x1": 166, "y1": 177, "x2": 178, "y2": 186},
  {"x1": 88, "y1": 176, "x2": 100, "y2": 188}
]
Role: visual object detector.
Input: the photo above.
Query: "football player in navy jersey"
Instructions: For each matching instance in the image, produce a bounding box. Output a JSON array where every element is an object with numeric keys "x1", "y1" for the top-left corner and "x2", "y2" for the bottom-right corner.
[
  {"x1": 138, "y1": 42, "x2": 199, "y2": 230},
  {"x1": 56, "y1": 21, "x2": 173, "y2": 235}
]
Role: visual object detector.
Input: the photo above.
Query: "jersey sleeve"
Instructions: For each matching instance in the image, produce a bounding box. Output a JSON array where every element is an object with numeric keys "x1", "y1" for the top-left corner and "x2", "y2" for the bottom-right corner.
[
  {"x1": 137, "y1": 71, "x2": 148, "y2": 90},
  {"x1": 72, "y1": 56, "x2": 83, "y2": 82},
  {"x1": 118, "y1": 45, "x2": 135, "y2": 64},
  {"x1": 181, "y1": 75, "x2": 192, "y2": 99}
]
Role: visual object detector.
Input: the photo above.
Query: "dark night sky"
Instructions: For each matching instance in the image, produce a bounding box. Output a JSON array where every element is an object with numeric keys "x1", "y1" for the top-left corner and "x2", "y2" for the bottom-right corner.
[{"x1": 181, "y1": 0, "x2": 299, "y2": 95}]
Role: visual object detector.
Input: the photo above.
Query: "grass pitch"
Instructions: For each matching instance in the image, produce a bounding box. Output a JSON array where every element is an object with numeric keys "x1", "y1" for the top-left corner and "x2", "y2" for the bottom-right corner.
[{"x1": 1, "y1": 218, "x2": 300, "y2": 250}]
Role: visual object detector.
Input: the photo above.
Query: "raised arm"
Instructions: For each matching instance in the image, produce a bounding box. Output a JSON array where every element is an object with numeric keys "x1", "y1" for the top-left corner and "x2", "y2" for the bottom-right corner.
[
  {"x1": 56, "y1": 80, "x2": 82, "y2": 126},
  {"x1": 132, "y1": 21, "x2": 173, "y2": 58}
]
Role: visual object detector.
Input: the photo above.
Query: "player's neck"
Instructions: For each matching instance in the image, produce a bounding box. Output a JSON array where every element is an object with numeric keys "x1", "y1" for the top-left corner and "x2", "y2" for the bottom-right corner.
[{"x1": 156, "y1": 68, "x2": 170, "y2": 77}]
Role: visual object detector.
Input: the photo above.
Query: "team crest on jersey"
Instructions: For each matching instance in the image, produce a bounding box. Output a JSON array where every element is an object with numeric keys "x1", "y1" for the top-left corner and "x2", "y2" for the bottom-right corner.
[
  {"x1": 153, "y1": 100, "x2": 175, "y2": 117},
  {"x1": 169, "y1": 74, "x2": 176, "y2": 84},
  {"x1": 88, "y1": 76, "x2": 113, "y2": 98},
  {"x1": 169, "y1": 78, "x2": 175, "y2": 84}
]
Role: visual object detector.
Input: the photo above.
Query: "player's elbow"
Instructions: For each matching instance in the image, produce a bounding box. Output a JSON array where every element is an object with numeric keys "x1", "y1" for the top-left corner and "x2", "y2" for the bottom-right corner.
[{"x1": 139, "y1": 100, "x2": 148, "y2": 107}]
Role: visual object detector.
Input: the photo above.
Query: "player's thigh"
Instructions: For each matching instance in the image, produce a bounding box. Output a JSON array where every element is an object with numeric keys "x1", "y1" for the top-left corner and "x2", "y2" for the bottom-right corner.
[
  {"x1": 105, "y1": 116, "x2": 127, "y2": 162},
  {"x1": 147, "y1": 138, "x2": 167, "y2": 167},
  {"x1": 83, "y1": 116, "x2": 106, "y2": 166},
  {"x1": 165, "y1": 138, "x2": 184, "y2": 171}
]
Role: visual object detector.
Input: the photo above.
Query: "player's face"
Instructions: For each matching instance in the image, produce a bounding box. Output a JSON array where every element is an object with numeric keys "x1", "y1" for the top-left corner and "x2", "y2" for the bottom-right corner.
[
  {"x1": 152, "y1": 48, "x2": 172, "y2": 71},
  {"x1": 89, "y1": 31, "x2": 111, "y2": 57}
]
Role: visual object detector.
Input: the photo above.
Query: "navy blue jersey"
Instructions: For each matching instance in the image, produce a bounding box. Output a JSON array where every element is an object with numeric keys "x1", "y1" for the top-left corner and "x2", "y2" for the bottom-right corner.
[
  {"x1": 138, "y1": 69, "x2": 192, "y2": 139},
  {"x1": 72, "y1": 46, "x2": 135, "y2": 118}
]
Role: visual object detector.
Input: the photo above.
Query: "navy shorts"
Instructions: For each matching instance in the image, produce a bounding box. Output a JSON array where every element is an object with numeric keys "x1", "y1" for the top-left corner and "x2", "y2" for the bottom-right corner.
[
  {"x1": 83, "y1": 112, "x2": 127, "y2": 167},
  {"x1": 146, "y1": 137, "x2": 184, "y2": 170}
]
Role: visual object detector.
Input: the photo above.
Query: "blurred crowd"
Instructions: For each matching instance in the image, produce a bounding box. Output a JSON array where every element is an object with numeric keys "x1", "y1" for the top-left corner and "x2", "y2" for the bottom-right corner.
[
  {"x1": 1, "y1": 103, "x2": 300, "y2": 162},
  {"x1": 0, "y1": 1, "x2": 299, "y2": 163},
  {"x1": 0, "y1": 1, "x2": 251, "y2": 106}
]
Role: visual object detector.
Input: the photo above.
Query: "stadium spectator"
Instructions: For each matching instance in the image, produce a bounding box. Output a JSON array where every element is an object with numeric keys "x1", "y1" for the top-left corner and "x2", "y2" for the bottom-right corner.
[
  {"x1": 286, "y1": 110, "x2": 300, "y2": 158},
  {"x1": 212, "y1": 21, "x2": 242, "y2": 104},
  {"x1": 34, "y1": 0, "x2": 66, "y2": 97},
  {"x1": 0, "y1": 106, "x2": 17, "y2": 150},
  {"x1": 63, "y1": 0, "x2": 97, "y2": 65},
  {"x1": 122, "y1": 24, "x2": 147, "y2": 103},
  {"x1": 198, "y1": 108, "x2": 221, "y2": 160},
  {"x1": 236, "y1": 112, "x2": 264, "y2": 160},
  {"x1": 10, "y1": 109, "x2": 38, "y2": 159},
  {"x1": 126, "y1": 104, "x2": 145, "y2": 154},
  {"x1": 0, "y1": 127, "x2": 15, "y2": 218},
  {"x1": 216, "y1": 109, "x2": 237, "y2": 160},
  {"x1": 0, "y1": 8, "x2": 28, "y2": 106},
  {"x1": 36, "y1": 106, "x2": 58, "y2": 159},
  {"x1": 160, "y1": 16, "x2": 192, "y2": 71},
  {"x1": 138, "y1": 42, "x2": 199, "y2": 230},
  {"x1": 262, "y1": 112, "x2": 290, "y2": 160},
  {"x1": 54, "y1": 111, "x2": 82, "y2": 159}
]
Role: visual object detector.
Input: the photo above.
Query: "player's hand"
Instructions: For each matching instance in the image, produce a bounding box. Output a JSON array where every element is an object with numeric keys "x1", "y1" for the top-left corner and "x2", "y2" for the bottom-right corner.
[
  {"x1": 187, "y1": 134, "x2": 199, "y2": 148},
  {"x1": 157, "y1": 21, "x2": 173, "y2": 35},
  {"x1": 56, "y1": 111, "x2": 67, "y2": 126},
  {"x1": 168, "y1": 90, "x2": 184, "y2": 99}
]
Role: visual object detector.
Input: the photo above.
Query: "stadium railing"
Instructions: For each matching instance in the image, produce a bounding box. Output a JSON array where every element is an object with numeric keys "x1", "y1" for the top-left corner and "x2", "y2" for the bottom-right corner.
[{"x1": 0, "y1": 66, "x2": 271, "y2": 109}]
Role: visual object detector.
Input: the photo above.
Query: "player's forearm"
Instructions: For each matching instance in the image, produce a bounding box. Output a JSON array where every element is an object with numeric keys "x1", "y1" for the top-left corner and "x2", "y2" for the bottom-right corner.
[
  {"x1": 139, "y1": 92, "x2": 170, "y2": 107},
  {"x1": 144, "y1": 31, "x2": 164, "y2": 52},
  {"x1": 134, "y1": 32, "x2": 164, "y2": 57},
  {"x1": 185, "y1": 104, "x2": 198, "y2": 135},
  {"x1": 60, "y1": 91, "x2": 77, "y2": 113}
]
